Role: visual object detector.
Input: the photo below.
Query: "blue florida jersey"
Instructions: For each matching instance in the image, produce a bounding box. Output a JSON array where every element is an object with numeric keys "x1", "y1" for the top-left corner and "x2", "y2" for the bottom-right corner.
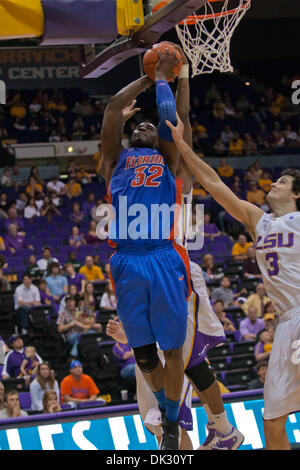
[{"x1": 108, "y1": 147, "x2": 182, "y2": 248}]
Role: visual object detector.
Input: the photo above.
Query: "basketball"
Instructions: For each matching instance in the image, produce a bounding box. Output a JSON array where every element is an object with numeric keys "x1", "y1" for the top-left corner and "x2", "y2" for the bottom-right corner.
[{"x1": 143, "y1": 41, "x2": 183, "y2": 82}]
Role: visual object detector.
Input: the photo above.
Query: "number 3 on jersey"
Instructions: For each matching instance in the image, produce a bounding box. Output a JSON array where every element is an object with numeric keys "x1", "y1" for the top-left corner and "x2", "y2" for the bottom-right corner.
[
  {"x1": 265, "y1": 252, "x2": 279, "y2": 276},
  {"x1": 131, "y1": 165, "x2": 163, "y2": 188}
]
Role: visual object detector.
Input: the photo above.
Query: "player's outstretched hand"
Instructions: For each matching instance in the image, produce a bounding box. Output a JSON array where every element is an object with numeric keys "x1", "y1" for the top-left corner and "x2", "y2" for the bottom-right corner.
[
  {"x1": 164, "y1": 42, "x2": 188, "y2": 65},
  {"x1": 106, "y1": 319, "x2": 128, "y2": 344},
  {"x1": 122, "y1": 100, "x2": 141, "y2": 123},
  {"x1": 155, "y1": 48, "x2": 181, "y2": 82},
  {"x1": 165, "y1": 112, "x2": 185, "y2": 144}
]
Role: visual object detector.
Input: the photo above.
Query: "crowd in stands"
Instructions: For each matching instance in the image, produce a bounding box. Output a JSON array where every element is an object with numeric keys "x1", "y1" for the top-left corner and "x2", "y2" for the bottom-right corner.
[
  {"x1": 0, "y1": 72, "x2": 299, "y2": 159},
  {"x1": 0, "y1": 72, "x2": 299, "y2": 420}
]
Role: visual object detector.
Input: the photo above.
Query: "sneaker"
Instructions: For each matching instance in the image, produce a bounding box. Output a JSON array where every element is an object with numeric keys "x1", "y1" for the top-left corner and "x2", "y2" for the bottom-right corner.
[
  {"x1": 198, "y1": 423, "x2": 218, "y2": 450},
  {"x1": 159, "y1": 417, "x2": 179, "y2": 450},
  {"x1": 211, "y1": 426, "x2": 244, "y2": 450}
]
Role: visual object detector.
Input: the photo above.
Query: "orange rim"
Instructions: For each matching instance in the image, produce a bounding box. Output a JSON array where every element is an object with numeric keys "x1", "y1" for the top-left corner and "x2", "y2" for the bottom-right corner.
[{"x1": 178, "y1": 0, "x2": 251, "y2": 24}]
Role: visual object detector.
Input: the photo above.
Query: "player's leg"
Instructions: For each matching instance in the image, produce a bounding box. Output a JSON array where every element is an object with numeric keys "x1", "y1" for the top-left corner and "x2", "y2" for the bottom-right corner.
[
  {"x1": 149, "y1": 243, "x2": 191, "y2": 450},
  {"x1": 264, "y1": 415, "x2": 290, "y2": 450}
]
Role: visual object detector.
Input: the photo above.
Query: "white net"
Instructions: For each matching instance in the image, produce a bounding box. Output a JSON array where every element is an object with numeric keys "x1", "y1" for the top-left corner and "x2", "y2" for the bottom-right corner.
[{"x1": 175, "y1": 0, "x2": 251, "y2": 77}]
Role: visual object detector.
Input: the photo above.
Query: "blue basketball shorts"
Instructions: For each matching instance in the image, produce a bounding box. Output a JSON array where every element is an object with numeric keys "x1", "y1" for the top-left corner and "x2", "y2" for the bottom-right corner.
[{"x1": 109, "y1": 241, "x2": 191, "y2": 351}]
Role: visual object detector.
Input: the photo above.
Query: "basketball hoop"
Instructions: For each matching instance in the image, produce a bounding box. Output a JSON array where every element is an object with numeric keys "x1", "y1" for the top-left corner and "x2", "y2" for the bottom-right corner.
[{"x1": 175, "y1": 0, "x2": 251, "y2": 76}]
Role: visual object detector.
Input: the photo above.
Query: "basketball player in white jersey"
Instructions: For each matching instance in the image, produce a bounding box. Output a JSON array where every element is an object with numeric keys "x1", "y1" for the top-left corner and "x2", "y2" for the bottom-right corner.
[
  {"x1": 166, "y1": 114, "x2": 300, "y2": 450},
  {"x1": 107, "y1": 45, "x2": 244, "y2": 450}
]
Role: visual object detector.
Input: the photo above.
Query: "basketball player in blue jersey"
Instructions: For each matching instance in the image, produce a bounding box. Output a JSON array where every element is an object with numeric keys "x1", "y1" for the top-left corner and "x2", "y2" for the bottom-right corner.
[
  {"x1": 100, "y1": 51, "x2": 191, "y2": 450},
  {"x1": 166, "y1": 117, "x2": 300, "y2": 450}
]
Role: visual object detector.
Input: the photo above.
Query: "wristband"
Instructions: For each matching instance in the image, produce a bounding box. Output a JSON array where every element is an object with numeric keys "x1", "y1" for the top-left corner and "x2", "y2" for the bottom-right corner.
[{"x1": 178, "y1": 64, "x2": 189, "y2": 79}]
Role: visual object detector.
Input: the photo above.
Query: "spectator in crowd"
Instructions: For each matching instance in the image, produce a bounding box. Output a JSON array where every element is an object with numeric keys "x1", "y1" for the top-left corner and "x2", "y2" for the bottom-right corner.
[
  {"x1": 39, "y1": 279, "x2": 56, "y2": 309},
  {"x1": 4, "y1": 207, "x2": 25, "y2": 233},
  {"x1": 232, "y1": 233, "x2": 253, "y2": 261},
  {"x1": 213, "y1": 300, "x2": 236, "y2": 333},
  {"x1": 2, "y1": 334, "x2": 43, "y2": 380},
  {"x1": 76, "y1": 164, "x2": 91, "y2": 184},
  {"x1": 37, "y1": 246, "x2": 59, "y2": 275},
  {"x1": 60, "y1": 360, "x2": 99, "y2": 406},
  {"x1": 16, "y1": 192, "x2": 28, "y2": 215},
  {"x1": 25, "y1": 176, "x2": 44, "y2": 198},
  {"x1": 76, "y1": 287, "x2": 102, "y2": 333},
  {"x1": 210, "y1": 276, "x2": 243, "y2": 308},
  {"x1": 57, "y1": 296, "x2": 91, "y2": 357},
  {"x1": 14, "y1": 275, "x2": 41, "y2": 335},
  {"x1": 247, "y1": 361, "x2": 268, "y2": 390},
  {"x1": 45, "y1": 262, "x2": 68, "y2": 303},
  {"x1": 30, "y1": 362, "x2": 60, "y2": 411},
  {"x1": 0, "y1": 192, "x2": 9, "y2": 214},
  {"x1": 203, "y1": 213, "x2": 221, "y2": 240},
  {"x1": 69, "y1": 202, "x2": 85, "y2": 224},
  {"x1": 0, "y1": 381, "x2": 4, "y2": 410},
  {"x1": 82, "y1": 192, "x2": 96, "y2": 217},
  {"x1": 246, "y1": 180, "x2": 266, "y2": 208},
  {"x1": 0, "y1": 268, "x2": 11, "y2": 291},
  {"x1": 239, "y1": 306, "x2": 265, "y2": 341},
  {"x1": 242, "y1": 246, "x2": 262, "y2": 279},
  {"x1": 65, "y1": 262, "x2": 86, "y2": 294},
  {"x1": 91, "y1": 198, "x2": 104, "y2": 222},
  {"x1": 243, "y1": 133, "x2": 258, "y2": 156},
  {"x1": 25, "y1": 254, "x2": 42, "y2": 281},
  {"x1": 104, "y1": 263, "x2": 111, "y2": 280},
  {"x1": 255, "y1": 329, "x2": 274, "y2": 362},
  {"x1": 213, "y1": 138, "x2": 227, "y2": 156},
  {"x1": 245, "y1": 161, "x2": 263, "y2": 182},
  {"x1": 29, "y1": 167, "x2": 45, "y2": 186},
  {"x1": 263, "y1": 312, "x2": 277, "y2": 333},
  {"x1": 40, "y1": 196, "x2": 61, "y2": 221},
  {"x1": 58, "y1": 284, "x2": 80, "y2": 314},
  {"x1": 69, "y1": 226, "x2": 86, "y2": 249},
  {"x1": 79, "y1": 256, "x2": 105, "y2": 282},
  {"x1": 24, "y1": 197, "x2": 41, "y2": 220},
  {"x1": 112, "y1": 341, "x2": 136, "y2": 383},
  {"x1": 84, "y1": 220, "x2": 102, "y2": 245},
  {"x1": 5, "y1": 224, "x2": 34, "y2": 254},
  {"x1": 65, "y1": 175, "x2": 82, "y2": 200},
  {"x1": 0, "y1": 254, "x2": 8, "y2": 269},
  {"x1": 81, "y1": 281, "x2": 98, "y2": 313},
  {"x1": 11, "y1": 164, "x2": 27, "y2": 190},
  {"x1": 1, "y1": 168, "x2": 13, "y2": 187},
  {"x1": 229, "y1": 132, "x2": 244, "y2": 156},
  {"x1": 46, "y1": 176, "x2": 66, "y2": 195},
  {"x1": 205, "y1": 82, "x2": 221, "y2": 106},
  {"x1": 100, "y1": 281, "x2": 117, "y2": 311},
  {"x1": 217, "y1": 158, "x2": 234, "y2": 179},
  {"x1": 0, "y1": 390, "x2": 28, "y2": 419},
  {"x1": 67, "y1": 250, "x2": 83, "y2": 272},
  {"x1": 42, "y1": 390, "x2": 62, "y2": 414},
  {"x1": 201, "y1": 254, "x2": 224, "y2": 284},
  {"x1": 19, "y1": 345, "x2": 40, "y2": 385},
  {"x1": 242, "y1": 283, "x2": 271, "y2": 317},
  {"x1": 220, "y1": 125, "x2": 234, "y2": 147},
  {"x1": 258, "y1": 171, "x2": 273, "y2": 193}
]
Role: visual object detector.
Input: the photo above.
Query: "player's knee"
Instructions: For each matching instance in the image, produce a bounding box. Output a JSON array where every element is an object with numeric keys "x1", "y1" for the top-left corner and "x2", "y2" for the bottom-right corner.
[
  {"x1": 163, "y1": 347, "x2": 183, "y2": 364},
  {"x1": 264, "y1": 416, "x2": 287, "y2": 435},
  {"x1": 185, "y1": 360, "x2": 215, "y2": 392},
  {"x1": 133, "y1": 343, "x2": 160, "y2": 373}
]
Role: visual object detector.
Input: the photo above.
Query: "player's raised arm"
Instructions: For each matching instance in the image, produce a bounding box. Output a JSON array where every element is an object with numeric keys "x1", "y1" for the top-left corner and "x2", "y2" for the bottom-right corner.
[
  {"x1": 100, "y1": 76, "x2": 153, "y2": 183},
  {"x1": 166, "y1": 117, "x2": 264, "y2": 239},
  {"x1": 155, "y1": 50, "x2": 181, "y2": 175}
]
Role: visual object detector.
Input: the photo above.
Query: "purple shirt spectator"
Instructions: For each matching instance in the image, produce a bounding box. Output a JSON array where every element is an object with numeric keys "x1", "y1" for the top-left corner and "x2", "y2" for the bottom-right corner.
[
  {"x1": 239, "y1": 317, "x2": 265, "y2": 339},
  {"x1": 204, "y1": 223, "x2": 219, "y2": 235},
  {"x1": 67, "y1": 272, "x2": 86, "y2": 291},
  {"x1": 2, "y1": 348, "x2": 42, "y2": 378},
  {"x1": 82, "y1": 201, "x2": 96, "y2": 216},
  {"x1": 40, "y1": 290, "x2": 55, "y2": 305},
  {"x1": 69, "y1": 211, "x2": 85, "y2": 224},
  {"x1": 112, "y1": 342, "x2": 136, "y2": 369},
  {"x1": 5, "y1": 233, "x2": 26, "y2": 251}
]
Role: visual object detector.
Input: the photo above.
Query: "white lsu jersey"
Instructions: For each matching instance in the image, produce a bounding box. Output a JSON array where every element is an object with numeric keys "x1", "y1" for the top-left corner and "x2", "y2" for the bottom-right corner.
[{"x1": 255, "y1": 211, "x2": 300, "y2": 315}]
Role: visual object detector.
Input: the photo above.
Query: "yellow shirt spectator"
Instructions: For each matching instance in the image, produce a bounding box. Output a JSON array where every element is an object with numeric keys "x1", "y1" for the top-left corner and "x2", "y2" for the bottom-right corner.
[
  {"x1": 246, "y1": 188, "x2": 266, "y2": 206},
  {"x1": 217, "y1": 159, "x2": 234, "y2": 178},
  {"x1": 229, "y1": 137, "x2": 244, "y2": 156},
  {"x1": 0, "y1": 236, "x2": 5, "y2": 251},
  {"x1": 79, "y1": 264, "x2": 105, "y2": 282},
  {"x1": 66, "y1": 181, "x2": 82, "y2": 198},
  {"x1": 232, "y1": 234, "x2": 253, "y2": 261},
  {"x1": 258, "y1": 178, "x2": 272, "y2": 193},
  {"x1": 25, "y1": 183, "x2": 43, "y2": 195},
  {"x1": 10, "y1": 105, "x2": 26, "y2": 119}
]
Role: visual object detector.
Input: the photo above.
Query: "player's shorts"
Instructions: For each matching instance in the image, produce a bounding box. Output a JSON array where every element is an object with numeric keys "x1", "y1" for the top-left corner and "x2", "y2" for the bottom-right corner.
[
  {"x1": 263, "y1": 307, "x2": 300, "y2": 420},
  {"x1": 136, "y1": 349, "x2": 193, "y2": 436},
  {"x1": 110, "y1": 240, "x2": 191, "y2": 350},
  {"x1": 183, "y1": 261, "x2": 226, "y2": 370}
]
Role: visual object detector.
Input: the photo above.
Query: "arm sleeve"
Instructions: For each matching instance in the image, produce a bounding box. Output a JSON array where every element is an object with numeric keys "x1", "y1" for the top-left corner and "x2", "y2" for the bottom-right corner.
[{"x1": 156, "y1": 80, "x2": 177, "y2": 142}]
